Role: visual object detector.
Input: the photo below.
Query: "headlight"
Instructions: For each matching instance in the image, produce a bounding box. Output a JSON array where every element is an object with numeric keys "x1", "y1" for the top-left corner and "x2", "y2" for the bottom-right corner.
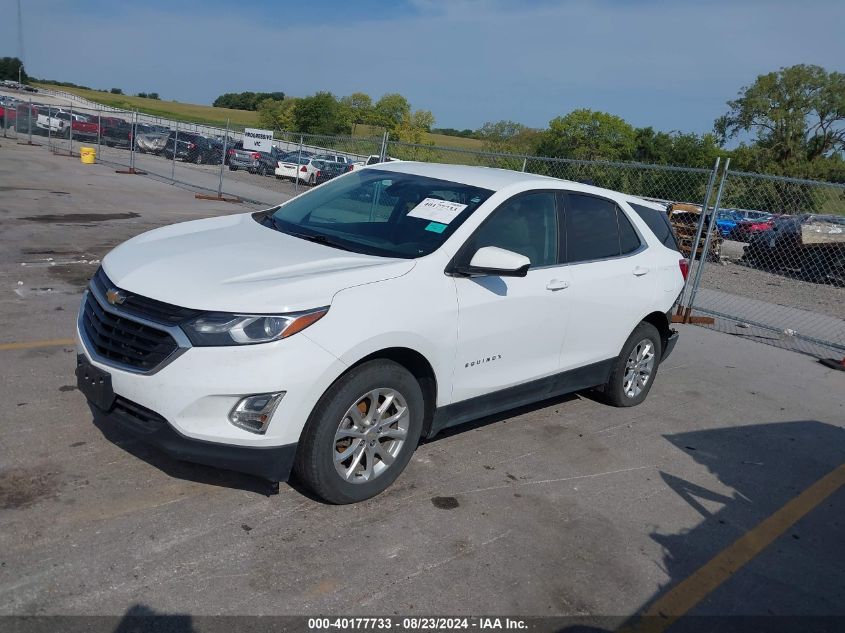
[{"x1": 183, "y1": 307, "x2": 328, "y2": 346}]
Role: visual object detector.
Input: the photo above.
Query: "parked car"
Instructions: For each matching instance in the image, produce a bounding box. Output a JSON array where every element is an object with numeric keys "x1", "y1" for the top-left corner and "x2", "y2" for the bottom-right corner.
[
  {"x1": 161, "y1": 132, "x2": 224, "y2": 164},
  {"x1": 0, "y1": 101, "x2": 17, "y2": 129},
  {"x1": 744, "y1": 214, "x2": 845, "y2": 284},
  {"x1": 313, "y1": 153, "x2": 354, "y2": 165},
  {"x1": 36, "y1": 110, "x2": 99, "y2": 140},
  {"x1": 274, "y1": 155, "x2": 327, "y2": 185},
  {"x1": 313, "y1": 159, "x2": 353, "y2": 185},
  {"x1": 75, "y1": 163, "x2": 684, "y2": 503},
  {"x1": 229, "y1": 146, "x2": 286, "y2": 175},
  {"x1": 729, "y1": 216, "x2": 775, "y2": 243}
]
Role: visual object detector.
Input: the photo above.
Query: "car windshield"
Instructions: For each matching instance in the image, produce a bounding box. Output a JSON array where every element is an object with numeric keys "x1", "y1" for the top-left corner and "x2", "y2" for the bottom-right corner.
[{"x1": 262, "y1": 169, "x2": 494, "y2": 258}]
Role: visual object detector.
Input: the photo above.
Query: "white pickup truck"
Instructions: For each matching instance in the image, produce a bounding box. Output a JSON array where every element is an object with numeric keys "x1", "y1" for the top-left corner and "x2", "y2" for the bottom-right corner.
[{"x1": 36, "y1": 111, "x2": 98, "y2": 139}]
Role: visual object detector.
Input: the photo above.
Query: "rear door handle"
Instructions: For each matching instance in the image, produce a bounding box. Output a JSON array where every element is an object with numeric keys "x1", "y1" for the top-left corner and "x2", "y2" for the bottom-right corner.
[
  {"x1": 632, "y1": 266, "x2": 650, "y2": 277},
  {"x1": 546, "y1": 279, "x2": 569, "y2": 291}
]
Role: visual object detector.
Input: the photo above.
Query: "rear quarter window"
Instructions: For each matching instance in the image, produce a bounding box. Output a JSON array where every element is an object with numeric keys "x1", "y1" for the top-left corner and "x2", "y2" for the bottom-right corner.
[{"x1": 630, "y1": 202, "x2": 679, "y2": 251}]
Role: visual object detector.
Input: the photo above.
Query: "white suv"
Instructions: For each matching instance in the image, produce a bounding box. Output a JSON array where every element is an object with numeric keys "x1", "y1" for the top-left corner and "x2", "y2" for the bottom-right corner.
[{"x1": 76, "y1": 162, "x2": 684, "y2": 503}]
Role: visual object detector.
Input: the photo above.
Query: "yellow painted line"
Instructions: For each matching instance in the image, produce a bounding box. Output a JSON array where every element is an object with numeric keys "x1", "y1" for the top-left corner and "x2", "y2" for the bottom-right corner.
[
  {"x1": 0, "y1": 338, "x2": 76, "y2": 351},
  {"x1": 623, "y1": 462, "x2": 845, "y2": 633}
]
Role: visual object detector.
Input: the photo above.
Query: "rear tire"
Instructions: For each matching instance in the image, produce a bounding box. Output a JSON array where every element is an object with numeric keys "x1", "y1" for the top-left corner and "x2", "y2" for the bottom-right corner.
[
  {"x1": 600, "y1": 322, "x2": 662, "y2": 408},
  {"x1": 293, "y1": 360, "x2": 424, "y2": 504}
]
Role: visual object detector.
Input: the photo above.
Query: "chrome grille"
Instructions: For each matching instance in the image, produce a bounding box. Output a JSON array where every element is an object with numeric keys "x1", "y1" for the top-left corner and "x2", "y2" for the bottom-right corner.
[{"x1": 81, "y1": 289, "x2": 180, "y2": 372}]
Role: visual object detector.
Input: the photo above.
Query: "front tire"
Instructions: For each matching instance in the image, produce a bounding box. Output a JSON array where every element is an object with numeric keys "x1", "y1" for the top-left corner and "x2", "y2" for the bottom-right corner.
[
  {"x1": 600, "y1": 322, "x2": 662, "y2": 408},
  {"x1": 293, "y1": 360, "x2": 424, "y2": 504}
]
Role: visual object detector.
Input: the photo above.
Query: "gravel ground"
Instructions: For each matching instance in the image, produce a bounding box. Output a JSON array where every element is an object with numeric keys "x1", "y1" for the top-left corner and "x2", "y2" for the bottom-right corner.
[{"x1": 700, "y1": 248, "x2": 845, "y2": 321}]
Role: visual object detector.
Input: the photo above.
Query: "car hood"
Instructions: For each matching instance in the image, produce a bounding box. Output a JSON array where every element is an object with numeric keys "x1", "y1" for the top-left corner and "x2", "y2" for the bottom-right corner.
[{"x1": 102, "y1": 213, "x2": 415, "y2": 313}]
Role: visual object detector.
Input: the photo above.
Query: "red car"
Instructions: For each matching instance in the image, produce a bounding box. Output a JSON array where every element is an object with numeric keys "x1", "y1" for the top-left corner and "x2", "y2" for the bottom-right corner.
[{"x1": 729, "y1": 217, "x2": 774, "y2": 242}]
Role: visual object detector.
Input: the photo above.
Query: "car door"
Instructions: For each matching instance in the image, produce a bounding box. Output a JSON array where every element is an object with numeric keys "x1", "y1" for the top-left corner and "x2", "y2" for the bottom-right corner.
[
  {"x1": 559, "y1": 192, "x2": 657, "y2": 371},
  {"x1": 450, "y1": 191, "x2": 572, "y2": 403}
]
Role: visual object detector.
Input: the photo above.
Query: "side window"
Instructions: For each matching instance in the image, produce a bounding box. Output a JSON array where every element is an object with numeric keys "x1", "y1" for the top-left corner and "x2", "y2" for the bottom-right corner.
[
  {"x1": 618, "y1": 209, "x2": 642, "y2": 254},
  {"x1": 630, "y1": 202, "x2": 679, "y2": 250},
  {"x1": 565, "y1": 194, "x2": 621, "y2": 262},
  {"x1": 469, "y1": 192, "x2": 558, "y2": 267}
]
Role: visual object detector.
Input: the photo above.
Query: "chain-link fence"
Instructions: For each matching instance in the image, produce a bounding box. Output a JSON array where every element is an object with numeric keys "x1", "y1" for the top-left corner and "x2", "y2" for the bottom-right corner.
[
  {"x1": 686, "y1": 168, "x2": 845, "y2": 358},
  {"x1": 5, "y1": 85, "x2": 844, "y2": 360}
]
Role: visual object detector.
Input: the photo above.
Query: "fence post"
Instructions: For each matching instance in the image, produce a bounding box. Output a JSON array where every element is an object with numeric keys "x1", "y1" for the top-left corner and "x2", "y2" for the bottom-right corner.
[
  {"x1": 295, "y1": 135, "x2": 304, "y2": 194},
  {"x1": 129, "y1": 109, "x2": 137, "y2": 172},
  {"x1": 678, "y1": 156, "x2": 720, "y2": 311},
  {"x1": 684, "y1": 158, "x2": 730, "y2": 321},
  {"x1": 2, "y1": 104, "x2": 5, "y2": 138},
  {"x1": 47, "y1": 105, "x2": 52, "y2": 149},
  {"x1": 69, "y1": 103, "x2": 74, "y2": 153},
  {"x1": 28, "y1": 97, "x2": 33, "y2": 143},
  {"x1": 96, "y1": 108, "x2": 101, "y2": 157},
  {"x1": 172, "y1": 121, "x2": 179, "y2": 181},
  {"x1": 217, "y1": 118, "x2": 230, "y2": 199},
  {"x1": 521, "y1": 157, "x2": 527, "y2": 172},
  {"x1": 380, "y1": 130, "x2": 388, "y2": 162}
]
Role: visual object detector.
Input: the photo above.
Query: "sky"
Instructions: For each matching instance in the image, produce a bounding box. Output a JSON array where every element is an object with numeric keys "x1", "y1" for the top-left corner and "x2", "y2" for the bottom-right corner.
[{"x1": 5, "y1": 0, "x2": 845, "y2": 134}]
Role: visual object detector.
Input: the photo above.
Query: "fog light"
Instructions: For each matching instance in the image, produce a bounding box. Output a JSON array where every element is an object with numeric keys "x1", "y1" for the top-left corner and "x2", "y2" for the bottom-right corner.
[{"x1": 228, "y1": 392, "x2": 285, "y2": 434}]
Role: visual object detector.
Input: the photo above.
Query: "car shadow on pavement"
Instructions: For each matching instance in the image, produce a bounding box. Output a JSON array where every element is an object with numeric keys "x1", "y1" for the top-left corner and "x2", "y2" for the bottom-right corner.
[
  {"x1": 90, "y1": 409, "x2": 276, "y2": 496},
  {"x1": 564, "y1": 419, "x2": 845, "y2": 633}
]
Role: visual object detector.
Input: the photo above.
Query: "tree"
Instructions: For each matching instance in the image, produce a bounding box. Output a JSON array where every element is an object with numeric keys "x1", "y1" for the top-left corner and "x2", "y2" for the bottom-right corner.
[
  {"x1": 392, "y1": 109, "x2": 436, "y2": 144},
  {"x1": 257, "y1": 97, "x2": 298, "y2": 130},
  {"x1": 478, "y1": 120, "x2": 533, "y2": 153},
  {"x1": 715, "y1": 65, "x2": 845, "y2": 169},
  {"x1": 292, "y1": 92, "x2": 344, "y2": 135},
  {"x1": 372, "y1": 93, "x2": 411, "y2": 128},
  {"x1": 0, "y1": 57, "x2": 27, "y2": 82},
  {"x1": 110, "y1": 88, "x2": 123, "y2": 95},
  {"x1": 213, "y1": 91, "x2": 285, "y2": 111},
  {"x1": 148, "y1": 92, "x2": 160, "y2": 100},
  {"x1": 136, "y1": 92, "x2": 147, "y2": 99},
  {"x1": 634, "y1": 127, "x2": 721, "y2": 168},
  {"x1": 341, "y1": 92, "x2": 373, "y2": 125},
  {"x1": 537, "y1": 109, "x2": 636, "y2": 161}
]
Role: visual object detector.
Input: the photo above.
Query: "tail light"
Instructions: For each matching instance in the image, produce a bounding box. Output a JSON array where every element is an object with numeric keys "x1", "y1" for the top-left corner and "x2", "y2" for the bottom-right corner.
[
  {"x1": 346, "y1": 164, "x2": 353, "y2": 172},
  {"x1": 227, "y1": 148, "x2": 234, "y2": 155},
  {"x1": 316, "y1": 171, "x2": 321, "y2": 178},
  {"x1": 188, "y1": 142, "x2": 196, "y2": 149},
  {"x1": 300, "y1": 166, "x2": 307, "y2": 172},
  {"x1": 679, "y1": 259, "x2": 689, "y2": 281},
  {"x1": 251, "y1": 152, "x2": 261, "y2": 160},
  {"x1": 749, "y1": 221, "x2": 772, "y2": 231}
]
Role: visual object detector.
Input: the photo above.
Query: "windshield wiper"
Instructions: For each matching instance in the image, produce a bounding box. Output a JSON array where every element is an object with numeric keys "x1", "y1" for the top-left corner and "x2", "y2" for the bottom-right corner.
[{"x1": 288, "y1": 231, "x2": 354, "y2": 252}]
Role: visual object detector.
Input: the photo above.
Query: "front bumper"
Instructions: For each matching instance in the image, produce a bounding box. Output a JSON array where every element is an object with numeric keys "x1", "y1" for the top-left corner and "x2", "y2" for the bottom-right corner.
[
  {"x1": 81, "y1": 367, "x2": 298, "y2": 481},
  {"x1": 75, "y1": 287, "x2": 349, "y2": 480}
]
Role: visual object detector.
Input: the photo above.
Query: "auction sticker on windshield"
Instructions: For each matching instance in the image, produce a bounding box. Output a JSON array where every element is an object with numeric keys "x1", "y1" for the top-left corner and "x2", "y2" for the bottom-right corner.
[{"x1": 407, "y1": 198, "x2": 468, "y2": 224}]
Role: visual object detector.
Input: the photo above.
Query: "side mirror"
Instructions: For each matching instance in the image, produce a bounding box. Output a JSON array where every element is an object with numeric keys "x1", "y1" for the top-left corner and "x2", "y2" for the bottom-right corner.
[{"x1": 452, "y1": 246, "x2": 531, "y2": 278}]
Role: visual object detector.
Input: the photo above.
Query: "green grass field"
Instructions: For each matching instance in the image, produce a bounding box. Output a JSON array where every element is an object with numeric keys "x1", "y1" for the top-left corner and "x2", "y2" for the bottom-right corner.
[
  {"x1": 33, "y1": 83, "x2": 260, "y2": 128},
  {"x1": 352, "y1": 123, "x2": 485, "y2": 151}
]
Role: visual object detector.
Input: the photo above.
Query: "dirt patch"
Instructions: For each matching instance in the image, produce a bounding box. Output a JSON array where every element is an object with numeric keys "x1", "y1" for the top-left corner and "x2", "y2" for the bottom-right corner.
[
  {"x1": 48, "y1": 265, "x2": 97, "y2": 288},
  {"x1": 431, "y1": 496, "x2": 460, "y2": 510},
  {"x1": 0, "y1": 465, "x2": 61, "y2": 509},
  {"x1": 20, "y1": 212, "x2": 140, "y2": 223}
]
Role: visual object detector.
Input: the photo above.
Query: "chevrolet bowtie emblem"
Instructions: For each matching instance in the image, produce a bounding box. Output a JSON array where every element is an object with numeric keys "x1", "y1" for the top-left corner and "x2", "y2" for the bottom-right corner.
[{"x1": 106, "y1": 288, "x2": 126, "y2": 305}]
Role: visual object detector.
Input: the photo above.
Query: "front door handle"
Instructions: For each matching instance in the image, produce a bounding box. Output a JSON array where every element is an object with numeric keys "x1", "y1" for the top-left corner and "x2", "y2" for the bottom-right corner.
[
  {"x1": 546, "y1": 279, "x2": 569, "y2": 291},
  {"x1": 633, "y1": 266, "x2": 650, "y2": 277}
]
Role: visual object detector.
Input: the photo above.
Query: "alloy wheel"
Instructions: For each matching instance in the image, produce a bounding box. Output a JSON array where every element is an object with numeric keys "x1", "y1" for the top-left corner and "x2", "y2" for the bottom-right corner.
[
  {"x1": 623, "y1": 339, "x2": 655, "y2": 398},
  {"x1": 333, "y1": 388, "x2": 410, "y2": 484}
]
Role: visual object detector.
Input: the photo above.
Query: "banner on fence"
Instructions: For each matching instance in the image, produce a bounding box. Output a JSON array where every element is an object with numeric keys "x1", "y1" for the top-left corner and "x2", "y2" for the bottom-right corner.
[{"x1": 243, "y1": 128, "x2": 273, "y2": 152}]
